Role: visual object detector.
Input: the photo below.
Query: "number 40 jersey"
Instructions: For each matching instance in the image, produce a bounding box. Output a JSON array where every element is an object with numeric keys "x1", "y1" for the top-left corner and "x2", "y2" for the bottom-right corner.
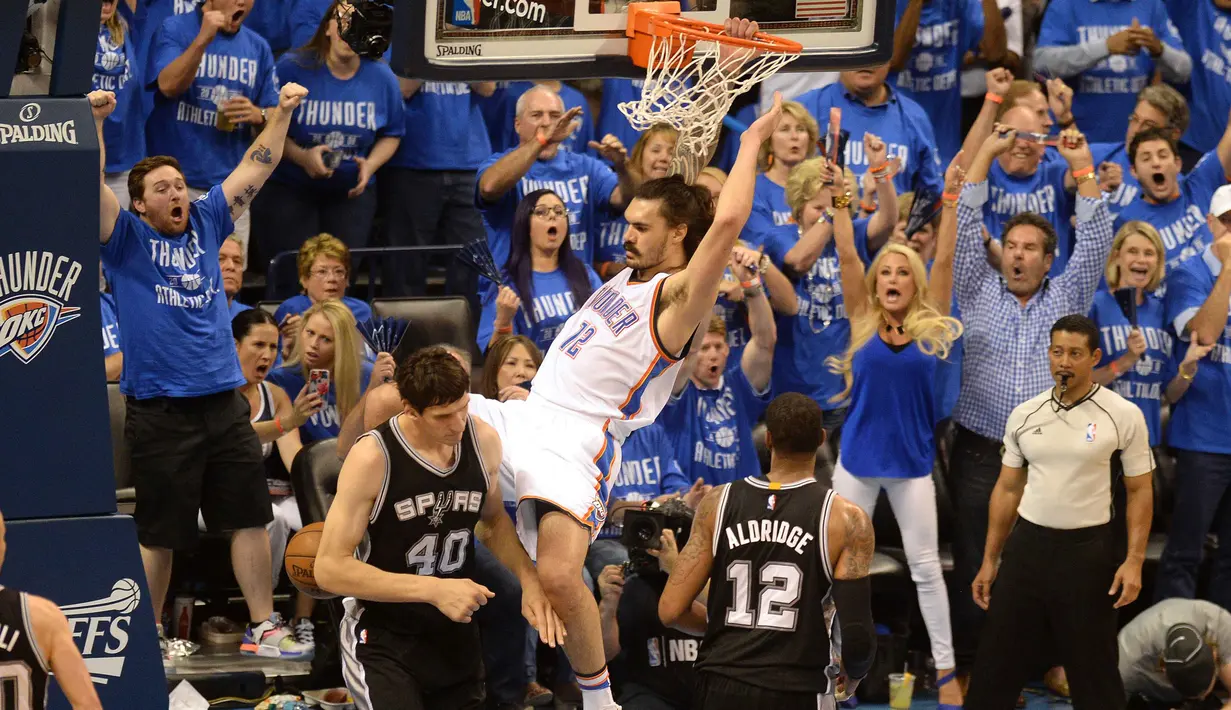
[
  {"x1": 696, "y1": 477, "x2": 842, "y2": 695},
  {"x1": 529, "y1": 269, "x2": 687, "y2": 443}
]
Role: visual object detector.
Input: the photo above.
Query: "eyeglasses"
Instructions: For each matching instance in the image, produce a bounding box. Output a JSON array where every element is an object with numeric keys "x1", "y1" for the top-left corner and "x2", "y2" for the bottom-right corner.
[
  {"x1": 532, "y1": 206, "x2": 568, "y2": 218},
  {"x1": 310, "y1": 268, "x2": 347, "y2": 279},
  {"x1": 1128, "y1": 113, "x2": 1165, "y2": 131}
]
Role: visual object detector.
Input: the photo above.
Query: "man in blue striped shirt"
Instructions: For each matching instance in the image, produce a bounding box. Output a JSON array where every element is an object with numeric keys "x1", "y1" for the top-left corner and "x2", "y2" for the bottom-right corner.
[{"x1": 948, "y1": 122, "x2": 1115, "y2": 674}]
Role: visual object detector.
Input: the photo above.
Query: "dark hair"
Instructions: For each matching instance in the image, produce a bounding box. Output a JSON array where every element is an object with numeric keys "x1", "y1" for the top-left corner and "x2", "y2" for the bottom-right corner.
[
  {"x1": 128, "y1": 155, "x2": 184, "y2": 212},
  {"x1": 634, "y1": 176, "x2": 715, "y2": 259},
  {"x1": 1128, "y1": 127, "x2": 1181, "y2": 165},
  {"x1": 480, "y1": 335, "x2": 542, "y2": 399},
  {"x1": 292, "y1": 0, "x2": 341, "y2": 67},
  {"x1": 1050, "y1": 314, "x2": 1100, "y2": 352},
  {"x1": 396, "y1": 347, "x2": 471, "y2": 413},
  {"x1": 506, "y1": 190, "x2": 595, "y2": 328},
  {"x1": 232, "y1": 308, "x2": 278, "y2": 340},
  {"x1": 765, "y1": 393, "x2": 825, "y2": 456},
  {"x1": 1002, "y1": 212, "x2": 1058, "y2": 258}
]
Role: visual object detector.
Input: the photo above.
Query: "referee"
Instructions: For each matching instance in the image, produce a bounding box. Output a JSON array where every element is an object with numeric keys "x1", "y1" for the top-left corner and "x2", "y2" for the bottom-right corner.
[{"x1": 965, "y1": 315, "x2": 1155, "y2": 709}]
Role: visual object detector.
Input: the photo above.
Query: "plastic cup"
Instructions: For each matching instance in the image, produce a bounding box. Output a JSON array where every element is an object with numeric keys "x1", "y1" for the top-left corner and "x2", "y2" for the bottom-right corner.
[{"x1": 888, "y1": 672, "x2": 915, "y2": 709}]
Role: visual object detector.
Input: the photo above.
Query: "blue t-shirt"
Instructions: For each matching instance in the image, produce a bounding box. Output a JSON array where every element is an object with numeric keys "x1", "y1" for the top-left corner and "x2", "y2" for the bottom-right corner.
[
  {"x1": 100, "y1": 186, "x2": 244, "y2": 398},
  {"x1": 1114, "y1": 151, "x2": 1226, "y2": 273},
  {"x1": 756, "y1": 219, "x2": 871, "y2": 410},
  {"x1": 931, "y1": 276, "x2": 963, "y2": 421},
  {"x1": 741, "y1": 174, "x2": 794, "y2": 243},
  {"x1": 598, "y1": 422, "x2": 689, "y2": 540},
  {"x1": 794, "y1": 83, "x2": 945, "y2": 198},
  {"x1": 289, "y1": 0, "x2": 331, "y2": 49},
  {"x1": 1036, "y1": 0, "x2": 1185, "y2": 144},
  {"x1": 244, "y1": 0, "x2": 291, "y2": 54},
  {"x1": 476, "y1": 267, "x2": 603, "y2": 354},
  {"x1": 1090, "y1": 289, "x2": 1174, "y2": 447},
  {"x1": 986, "y1": 156, "x2": 1075, "y2": 275},
  {"x1": 146, "y1": 12, "x2": 279, "y2": 187},
  {"x1": 597, "y1": 79, "x2": 645, "y2": 155},
  {"x1": 1164, "y1": 248, "x2": 1231, "y2": 454},
  {"x1": 660, "y1": 364, "x2": 771, "y2": 486},
  {"x1": 840, "y1": 334, "x2": 940, "y2": 479},
  {"x1": 266, "y1": 360, "x2": 374, "y2": 443},
  {"x1": 714, "y1": 291, "x2": 752, "y2": 365},
  {"x1": 1090, "y1": 141, "x2": 1141, "y2": 218},
  {"x1": 94, "y1": 22, "x2": 146, "y2": 173},
  {"x1": 273, "y1": 294, "x2": 372, "y2": 326},
  {"x1": 476, "y1": 149, "x2": 620, "y2": 266},
  {"x1": 101, "y1": 292, "x2": 122, "y2": 357},
  {"x1": 892, "y1": 0, "x2": 985, "y2": 164},
  {"x1": 269, "y1": 53, "x2": 404, "y2": 194},
  {"x1": 479, "y1": 81, "x2": 595, "y2": 156},
  {"x1": 1166, "y1": 0, "x2": 1231, "y2": 154},
  {"x1": 228, "y1": 299, "x2": 252, "y2": 318},
  {"x1": 390, "y1": 82, "x2": 492, "y2": 171}
]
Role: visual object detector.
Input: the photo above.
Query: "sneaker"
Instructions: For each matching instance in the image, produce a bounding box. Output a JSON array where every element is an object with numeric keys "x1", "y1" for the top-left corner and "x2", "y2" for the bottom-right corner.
[
  {"x1": 525, "y1": 681, "x2": 553, "y2": 707},
  {"x1": 293, "y1": 617, "x2": 315, "y2": 649},
  {"x1": 240, "y1": 613, "x2": 313, "y2": 660}
]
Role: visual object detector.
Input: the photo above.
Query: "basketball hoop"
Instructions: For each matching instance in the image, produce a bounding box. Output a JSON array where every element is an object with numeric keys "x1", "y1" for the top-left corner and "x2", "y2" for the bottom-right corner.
[{"x1": 618, "y1": 1, "x2": 802, "y2": 183}]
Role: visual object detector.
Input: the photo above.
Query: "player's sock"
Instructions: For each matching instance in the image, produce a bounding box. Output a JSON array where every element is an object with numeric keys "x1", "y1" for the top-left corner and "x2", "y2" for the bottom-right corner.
[{"x1": 577, "y1": 667, "x2": 615, "y2": 710}]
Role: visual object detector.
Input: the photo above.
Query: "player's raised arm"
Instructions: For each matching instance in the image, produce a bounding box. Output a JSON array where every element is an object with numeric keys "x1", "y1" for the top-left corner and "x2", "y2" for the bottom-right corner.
[
  {"x1": 829, "y1": 496, "x2": 876, "y2": 691},
  {"x1": 656, "y1": 95, "x2": 784, "y2": 352},
  {"x1": 220, "y1": 83, "x2": 308, "y2": 225},
  {"x1": 659, "y1": 485, "x2": 724, "y2": 634},
  {"x1": 28, "y1": 595, "x2": 102, "y2": 710},
  {"x1": 315, "y1": 435, "x2": 493, "y2": 619}
]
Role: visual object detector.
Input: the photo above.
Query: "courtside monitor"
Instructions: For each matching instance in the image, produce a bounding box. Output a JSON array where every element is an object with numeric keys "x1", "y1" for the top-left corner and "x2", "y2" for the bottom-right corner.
[{"x1": 397, "y1": 0, "x2": 893, "y2": 80}]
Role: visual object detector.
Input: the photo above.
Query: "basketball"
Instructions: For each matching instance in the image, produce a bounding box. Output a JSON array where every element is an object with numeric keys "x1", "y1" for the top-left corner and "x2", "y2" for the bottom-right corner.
[{"x1": 285, "y1": 523, "x2": 337, "y2": 600}]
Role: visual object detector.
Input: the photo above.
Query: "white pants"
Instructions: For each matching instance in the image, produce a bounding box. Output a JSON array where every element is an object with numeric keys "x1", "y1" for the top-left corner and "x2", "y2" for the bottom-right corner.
[
  {"x1": 832, "y1": 460, "x2": 955, "y2": 670},
  {"x1": 197, "y1": 496, "x2": 301, "y2": 589},
  {"x1": 188, "y1": 186, "x2": 251, "y2": 263}
]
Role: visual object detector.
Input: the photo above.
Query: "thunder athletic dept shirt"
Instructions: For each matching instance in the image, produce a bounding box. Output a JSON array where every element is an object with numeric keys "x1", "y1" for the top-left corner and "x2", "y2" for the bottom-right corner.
[
  {"x1": 696, "y1": 477, "x2": 841, "y2": 694},
  {"x1": 352, "y1": 414, "x2": 491, "y2": 635},
  {"x1": 0, "y1": 586, "x2": 50, "y2": 710},
  {"x1": 1003, "y1": 383, "x2": 1154, "y2": 529}
]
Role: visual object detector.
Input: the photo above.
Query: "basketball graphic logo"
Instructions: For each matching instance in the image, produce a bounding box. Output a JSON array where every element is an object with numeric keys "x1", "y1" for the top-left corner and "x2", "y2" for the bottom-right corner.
[
  {"x1": 0, "y1": 250, "x2": 85, "y2": 364},
  {"x1": 0, "y1": 296, "x2": 80, "y2": 363}
]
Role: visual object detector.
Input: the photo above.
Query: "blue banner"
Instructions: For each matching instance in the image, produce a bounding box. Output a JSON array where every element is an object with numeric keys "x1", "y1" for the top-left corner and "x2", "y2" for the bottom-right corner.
[
  {"x1": 0, "y1": 516, "x2": 166, "y2": 709},
  {"x1": 0, "y1": 97, "x2": 115, "y2": 520}
]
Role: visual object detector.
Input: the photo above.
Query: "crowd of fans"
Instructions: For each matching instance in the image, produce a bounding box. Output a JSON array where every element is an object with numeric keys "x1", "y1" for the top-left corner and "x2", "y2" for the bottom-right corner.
[{"x1": 42, "y1": 0, "x2": 1231, "y2": 706}]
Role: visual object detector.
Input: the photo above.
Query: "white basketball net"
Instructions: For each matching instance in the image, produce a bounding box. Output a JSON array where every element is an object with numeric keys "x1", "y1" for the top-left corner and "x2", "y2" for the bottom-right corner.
[{"x1": 618, "y1": 27, "x2": 799, "y2": 184}]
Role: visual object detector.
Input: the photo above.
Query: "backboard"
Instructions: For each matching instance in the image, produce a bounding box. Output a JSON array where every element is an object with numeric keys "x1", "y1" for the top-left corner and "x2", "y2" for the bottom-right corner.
[{"x1": 394, "y1": 0, "x2": 893, "y2": 81}]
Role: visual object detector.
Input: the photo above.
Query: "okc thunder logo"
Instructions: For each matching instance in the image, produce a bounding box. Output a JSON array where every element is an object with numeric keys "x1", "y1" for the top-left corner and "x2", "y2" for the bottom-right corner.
[{"x1": 0, "y1": 295, "x2": 80, "y2": 363}]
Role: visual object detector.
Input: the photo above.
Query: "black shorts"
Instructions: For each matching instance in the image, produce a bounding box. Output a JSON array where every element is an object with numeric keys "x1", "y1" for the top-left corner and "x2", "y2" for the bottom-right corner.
[
  {"x1": 126, "y1": 390, "x2": 272, "y2": 550},
  {"x1": 340, "y1": 608, "x2": 485, "y2": 710},
  {"x1": 694, "y1": 672, "x2": 834, "y2": 710}
]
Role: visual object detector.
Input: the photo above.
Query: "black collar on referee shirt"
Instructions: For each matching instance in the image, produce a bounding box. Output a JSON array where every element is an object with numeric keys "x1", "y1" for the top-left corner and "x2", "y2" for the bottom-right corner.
[{"x1": 1049, "y1": 383, "x2": 1099, "y2": 412}]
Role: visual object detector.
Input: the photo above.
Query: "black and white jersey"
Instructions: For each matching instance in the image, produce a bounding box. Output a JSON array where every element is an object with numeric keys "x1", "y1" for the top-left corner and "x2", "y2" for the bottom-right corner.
[
  {"x1": 695, "y1": 476, "x2": 841, "y2": 694},
  {"x1": 0, "y1": 586, "x2": 49, "y2": 710},
  {"x1": 352, "y1": 414, "x2": 490, "y2": 634}
]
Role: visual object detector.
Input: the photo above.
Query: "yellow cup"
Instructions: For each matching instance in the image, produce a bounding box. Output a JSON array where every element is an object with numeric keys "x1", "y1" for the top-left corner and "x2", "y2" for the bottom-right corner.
[{"x1": 888, "y1": 672, "x2": 915, "y2": 709}]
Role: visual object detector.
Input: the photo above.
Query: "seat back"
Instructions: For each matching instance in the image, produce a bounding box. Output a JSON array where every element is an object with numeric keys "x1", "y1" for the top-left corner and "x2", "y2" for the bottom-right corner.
[
  {"x1": 107, "y1": 384, "x2": 132, "y2": 490},
  {"x1": 370, "y1": 297, "x2": 476, "y2": 361},
  {"x1": 291, "y1": 439, "x2": 344, "y2": 525},
  {"x1": 257, "y1": 300, "x2": 280, "y2": 315}
]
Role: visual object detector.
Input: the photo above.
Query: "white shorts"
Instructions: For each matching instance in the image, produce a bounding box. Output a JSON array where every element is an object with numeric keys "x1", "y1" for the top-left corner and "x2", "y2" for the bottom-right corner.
[{"x1": 506, "y1": 402, "x2": 622, "y2": 559}]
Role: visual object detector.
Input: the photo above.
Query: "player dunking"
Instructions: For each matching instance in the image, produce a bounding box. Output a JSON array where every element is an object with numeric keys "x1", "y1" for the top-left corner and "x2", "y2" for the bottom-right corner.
[
  {"x1": 314, "y1": 348, "x2": 562, "y2": 710},
  {"x1": 501, "y1": 23, "x2": 785, "y2": 710},
  {"x1": 658, "y1": 393, "x2": 878, "y2": 709},
  {"x1": 0, "y1": 511, "x2": 101, "y2": 710}
]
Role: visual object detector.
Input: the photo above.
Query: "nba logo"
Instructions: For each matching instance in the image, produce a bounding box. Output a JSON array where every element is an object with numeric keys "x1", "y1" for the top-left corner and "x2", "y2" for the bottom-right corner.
[
  {"x1": 451, "y1": 0, "x2": 476, "y2": 26},
  {"x1": 647, "y1": 638, "x2": 662, "y2": 667},
  {"x1": 1086, "y1": 423, "x2": 1097, "y2": 443},
  {"x1": 360, "y1": 629, "x2": 368, "y2": 644},
  {"x1": 767, "y1": 494, "x2": 777, "y2": 511}
]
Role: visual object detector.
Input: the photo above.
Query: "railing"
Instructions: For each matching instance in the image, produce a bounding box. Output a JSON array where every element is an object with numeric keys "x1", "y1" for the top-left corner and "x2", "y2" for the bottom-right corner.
[{"x1": 264, "y1": 244, "x2": 466, "y2": 301}]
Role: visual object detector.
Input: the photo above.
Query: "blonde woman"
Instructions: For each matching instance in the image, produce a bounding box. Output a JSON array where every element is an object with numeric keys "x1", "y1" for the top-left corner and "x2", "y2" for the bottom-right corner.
[
  {"x1": 825, "y1": 159, "x2": 965, "y2": 709},
  {"x1": 742, "y1": 101, "x2": 819, "y2": 240},
  {"x1": 94, "y1": 0, "x2": 143, "y2": 208},
  {"x1": 267, "y1": 299, "x2": 394, "y2": 445},
  {"x1": 596, "y1": 123, "x2": 679, "y2": 279}
]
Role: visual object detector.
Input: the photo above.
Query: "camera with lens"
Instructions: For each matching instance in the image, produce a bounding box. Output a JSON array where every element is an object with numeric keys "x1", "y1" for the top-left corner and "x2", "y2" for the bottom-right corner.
[
  {"x1": 621, "y1": 499, "x2": 693, "y2": 578},
  {"x1": 339, "y1": 0, "x2": 394, "y2": 59}
]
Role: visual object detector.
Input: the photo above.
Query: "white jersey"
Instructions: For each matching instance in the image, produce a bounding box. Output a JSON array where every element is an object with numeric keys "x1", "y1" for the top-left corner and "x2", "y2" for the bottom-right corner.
[{"x1": 528, "y1": 269, "x2": 686, "y2": 442}]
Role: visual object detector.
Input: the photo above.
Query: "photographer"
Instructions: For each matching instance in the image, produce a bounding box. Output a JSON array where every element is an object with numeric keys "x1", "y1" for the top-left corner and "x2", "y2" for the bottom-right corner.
[{"x1": 598, "y1": 499, "x2": 698, "y2": 710}]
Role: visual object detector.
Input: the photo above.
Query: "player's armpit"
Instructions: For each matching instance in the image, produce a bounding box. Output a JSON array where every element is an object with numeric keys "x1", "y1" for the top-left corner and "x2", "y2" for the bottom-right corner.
[
  {"x1": 471, "y1": 418, "x2": 504, "y2": 480},
  {"x1": 659, "y1": 485, "x2": 723, "y2": 631},
  {"x1": 832, "y1": 497, "x2": 874, "y2": 580},
  {"x1": 29, "y1": 595, "x2": 101, "y2": 710}
]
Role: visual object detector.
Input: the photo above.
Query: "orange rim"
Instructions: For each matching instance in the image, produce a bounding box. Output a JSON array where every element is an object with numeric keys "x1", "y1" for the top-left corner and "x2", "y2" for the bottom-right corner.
[{"x1": 625, "y1": 2, "x2": 803, "y2": 67}]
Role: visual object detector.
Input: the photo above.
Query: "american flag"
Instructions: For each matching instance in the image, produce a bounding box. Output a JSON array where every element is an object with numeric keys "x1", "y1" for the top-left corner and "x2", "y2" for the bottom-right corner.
[{"x1": 796, "y1": 0, "x2": 848, "y2": 19}]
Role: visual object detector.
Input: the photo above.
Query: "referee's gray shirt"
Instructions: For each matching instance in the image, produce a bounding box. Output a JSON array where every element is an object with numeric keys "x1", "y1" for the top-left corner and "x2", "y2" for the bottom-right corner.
[
  {"x1": 1119, "y1": 599, "x2": 1231, "y2": 702},
  {"x1": 1002, "y1": 384, "x2": 1153, "y2": 529}
]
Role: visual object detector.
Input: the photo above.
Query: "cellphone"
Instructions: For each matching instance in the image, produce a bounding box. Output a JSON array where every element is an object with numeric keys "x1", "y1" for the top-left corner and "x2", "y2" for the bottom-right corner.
[
  {"x1": 309, "y1": 369, "x2": 330, "y2": 398},
  {"x1": 322, "y1": 150, "x2": 343, "y2": 170},
  {"x1": 1014, "y1": 131, "x2": 1058, "y2": 147},
  {"x1": 517, "y1": 380, "x2": 533, "y2": 392}
]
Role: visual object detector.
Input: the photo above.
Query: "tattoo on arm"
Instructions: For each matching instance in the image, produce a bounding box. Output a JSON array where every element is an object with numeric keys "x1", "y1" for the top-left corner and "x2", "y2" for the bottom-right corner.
[
  {"x1": 231, "y1": 185, "x2": 260, "y2": 211},
  {"x1": 834, "y1": 502, "x2": 874, "y2": 580},
  {"x1": 250, "y1": 145, "x2": 273, "y2": 164}
]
